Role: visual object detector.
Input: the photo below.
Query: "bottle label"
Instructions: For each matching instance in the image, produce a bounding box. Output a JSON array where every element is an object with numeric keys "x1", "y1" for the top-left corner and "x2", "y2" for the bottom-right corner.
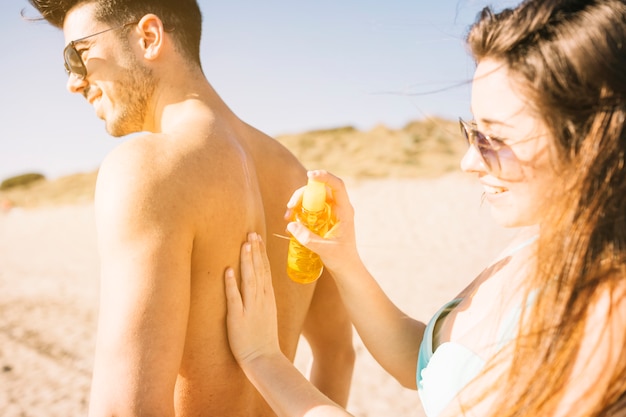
[{"x1": 286, "y1": 203, "x2": 330, "y2": 284}]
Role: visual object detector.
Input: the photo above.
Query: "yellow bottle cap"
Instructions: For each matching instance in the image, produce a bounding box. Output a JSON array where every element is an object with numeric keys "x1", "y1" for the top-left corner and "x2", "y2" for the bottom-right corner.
[{"x1": 302, "y1": 179, "x2": 326, "y2": 212}]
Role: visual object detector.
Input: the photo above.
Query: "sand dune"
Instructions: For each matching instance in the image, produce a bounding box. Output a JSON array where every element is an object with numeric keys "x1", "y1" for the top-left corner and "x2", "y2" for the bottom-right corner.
[
  {"x1": 0, "y1": 172, "x2": 516, "y2": 416},
  {"x1": 0, "y1": 118, "x2": 464, "y2": 210}
]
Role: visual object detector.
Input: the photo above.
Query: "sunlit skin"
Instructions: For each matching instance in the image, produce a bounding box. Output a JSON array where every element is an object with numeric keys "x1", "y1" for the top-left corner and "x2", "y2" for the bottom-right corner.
[
  {"x1": 223, "y1": 60, "x2": 562, "y2": 417},
  {"x1": 58, "y1": 3, "x2": 354, "y2": 417},
  {"x1": 63, "y1": 5, "x2": 156, "y2": 137},
  {"x1": 222, "y1": 4, "x2": 626, "y2": 416},
  {"x1": 461, "y1": 59, "x2": 558, "y2": 228}
]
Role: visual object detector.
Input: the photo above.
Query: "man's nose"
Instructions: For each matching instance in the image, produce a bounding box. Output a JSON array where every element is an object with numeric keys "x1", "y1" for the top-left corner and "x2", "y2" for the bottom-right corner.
[{"x1": 66, "y1": 73, "x2": 87, "y2": 94}]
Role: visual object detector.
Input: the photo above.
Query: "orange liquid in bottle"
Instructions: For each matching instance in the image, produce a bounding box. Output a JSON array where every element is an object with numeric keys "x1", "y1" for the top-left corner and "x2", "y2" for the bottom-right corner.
[{"x1": 286, "y1": 179, "x2": 330, "y2": 284}]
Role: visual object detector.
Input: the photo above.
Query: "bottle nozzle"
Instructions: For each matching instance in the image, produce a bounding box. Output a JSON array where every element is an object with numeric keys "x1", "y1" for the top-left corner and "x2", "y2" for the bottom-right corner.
[{"x1": 302, "y1": 179, "x2": 326, "y2": 212}]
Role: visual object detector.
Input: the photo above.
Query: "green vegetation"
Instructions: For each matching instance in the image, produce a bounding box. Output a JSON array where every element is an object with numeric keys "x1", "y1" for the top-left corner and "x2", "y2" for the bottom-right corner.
[{"x1": 0, "y1": 173, "x2": 46, "y2": 190}]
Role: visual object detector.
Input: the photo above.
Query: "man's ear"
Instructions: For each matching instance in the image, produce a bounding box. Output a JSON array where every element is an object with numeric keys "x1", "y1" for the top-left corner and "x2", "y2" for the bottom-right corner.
[{"x1": 136, "y1": 14, "x2": 164, "y2": 60}]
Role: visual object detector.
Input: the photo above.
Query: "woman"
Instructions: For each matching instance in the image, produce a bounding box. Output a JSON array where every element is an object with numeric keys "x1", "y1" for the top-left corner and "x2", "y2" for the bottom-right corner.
[{"x1": 225, "y1": 1, "x2": 626, "y2": 416}]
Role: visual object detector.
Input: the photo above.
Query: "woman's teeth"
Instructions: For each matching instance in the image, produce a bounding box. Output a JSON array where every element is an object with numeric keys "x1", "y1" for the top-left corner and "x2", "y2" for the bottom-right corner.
[{"x1": 484, "y1": 184, "x2": 507, "y2": 194}]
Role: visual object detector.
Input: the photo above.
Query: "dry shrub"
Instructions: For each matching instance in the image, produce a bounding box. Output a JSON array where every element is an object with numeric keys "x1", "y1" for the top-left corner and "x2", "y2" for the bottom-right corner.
[
  {"x1": 0, "y1": 118, "x2": 464, "y2": 209},
  {"x1": 0, "y1": 173, "x2": 46, "y2": 190}
]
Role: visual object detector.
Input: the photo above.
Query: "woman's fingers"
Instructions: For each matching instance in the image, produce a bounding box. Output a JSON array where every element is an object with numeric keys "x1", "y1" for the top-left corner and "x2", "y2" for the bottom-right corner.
[
  {"x1": 224, "y1": 232, "x2": 281, "y2": 364},
  {"x1": 239, "y1": 237, "x2": 256, "y2": 304},
  {"x1": 286, "y1": 222, "x2": 338, "y2": 259},
  {"x1": 250, "y1": 233, "x2": 273, "y2": 295},
  {"x1": 285, "y1": 171, "x2": 355, "y2": 224},
  {"x1": 308, "y1": 170, "x2": 349, "y2": 204},
  {"x1": 224, "y1": 268, "x2": 243, "y2": 313},
  {"x1": 285, "y1": 186, "x2": 306, "y2": 220}
]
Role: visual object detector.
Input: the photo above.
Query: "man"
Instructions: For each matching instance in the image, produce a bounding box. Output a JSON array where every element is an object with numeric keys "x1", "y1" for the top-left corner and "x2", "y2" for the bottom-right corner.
[{"x1": 26, "y1": 1, "x2": 354, "y2": 416}]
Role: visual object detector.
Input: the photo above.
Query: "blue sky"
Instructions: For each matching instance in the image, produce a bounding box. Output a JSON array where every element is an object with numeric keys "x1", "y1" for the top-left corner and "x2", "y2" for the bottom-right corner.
[{"x1": 1, "y1": 0, "x2": 519, "y2": 181}]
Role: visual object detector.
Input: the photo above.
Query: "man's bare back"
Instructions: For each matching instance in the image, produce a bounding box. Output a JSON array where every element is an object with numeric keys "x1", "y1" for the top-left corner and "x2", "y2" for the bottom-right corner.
[
  {"x1": 92, "y1": 100, "x2": 351, "y2": 416},
  {"x1": 26, "y1": 1, "x2": 354, "y2": 415}
]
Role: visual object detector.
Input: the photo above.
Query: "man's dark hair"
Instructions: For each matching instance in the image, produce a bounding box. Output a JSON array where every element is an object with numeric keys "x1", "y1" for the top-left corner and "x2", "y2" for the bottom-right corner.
[{"x1": 27, "y1": 0, "x2": 203, "y2": 65}]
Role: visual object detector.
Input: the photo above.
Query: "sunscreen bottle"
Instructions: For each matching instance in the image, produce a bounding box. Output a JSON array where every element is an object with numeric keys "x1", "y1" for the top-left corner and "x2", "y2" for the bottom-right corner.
[{"x1": 287, "y1": 179, "x2": 330, "y2": 284}]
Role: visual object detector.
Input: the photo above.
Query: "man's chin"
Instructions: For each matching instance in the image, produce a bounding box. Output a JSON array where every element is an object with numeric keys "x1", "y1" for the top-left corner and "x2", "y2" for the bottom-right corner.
[
  {"x1": 104, "y1": 121, "x2": 139, "y2": 138},
  {"x1": 104, "y1": 123, "x2": 120, "y2": 137}
]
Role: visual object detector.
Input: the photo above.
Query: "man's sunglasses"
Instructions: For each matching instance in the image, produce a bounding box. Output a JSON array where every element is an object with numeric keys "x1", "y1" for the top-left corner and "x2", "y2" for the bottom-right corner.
[
  {"x1": 459, "y1": 118, "x2": 505, "y2": 176},
  {"x1": 64, "y1": 22, "x2": 137, "y2": 79}
]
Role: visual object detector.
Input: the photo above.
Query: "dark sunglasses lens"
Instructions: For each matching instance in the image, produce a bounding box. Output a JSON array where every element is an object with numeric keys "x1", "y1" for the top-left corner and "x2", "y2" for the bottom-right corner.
[
  {"x1": 474, "y1": 131, "x2": 499, "y2": 173},
  {"x1": 460, "y1": 120, "x2": 500, "y2": 174},
  {"x1": 64, "y1": 46, "x2": 86, "y2": 78}
]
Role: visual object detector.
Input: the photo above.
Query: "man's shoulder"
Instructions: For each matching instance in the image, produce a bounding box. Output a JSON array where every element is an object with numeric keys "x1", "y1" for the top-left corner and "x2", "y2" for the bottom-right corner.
[
  {"x1": 94, "y1": 130, "x2": 265, "y2": 211},
  {"x1": 94, "y1": 134, "x2": 203, "y2": 216},
  {"x1": 98, "y1": 134, "x2": 174, "y2": 185}
]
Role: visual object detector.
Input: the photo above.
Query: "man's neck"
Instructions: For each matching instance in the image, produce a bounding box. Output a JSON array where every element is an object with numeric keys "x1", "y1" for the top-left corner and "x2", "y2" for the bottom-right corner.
[{"x1": 143, "y1": 69, "x2": 228, "y2": 134}]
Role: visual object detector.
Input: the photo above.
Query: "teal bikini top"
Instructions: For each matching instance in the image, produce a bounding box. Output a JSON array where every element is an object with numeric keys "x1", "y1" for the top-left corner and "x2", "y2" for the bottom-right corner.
[
  {"x1": 416, "y1": 235, "x2": 538, "y2": 417},
  {"x1": 417, "y1": 299, "x2": 486, "y2": 417}
]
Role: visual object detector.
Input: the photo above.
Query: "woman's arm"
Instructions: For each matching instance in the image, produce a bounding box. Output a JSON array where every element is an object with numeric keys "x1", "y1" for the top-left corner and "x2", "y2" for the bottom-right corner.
[
  {"x1": 286, "y1": 170, "x2": 425, "y2": 388},
  {"x1": 225, "y1": 233, "x2": 353, "y2": 417},
  {"x1": 301, "y1": 270, "x2": 355, "y2": 406}
]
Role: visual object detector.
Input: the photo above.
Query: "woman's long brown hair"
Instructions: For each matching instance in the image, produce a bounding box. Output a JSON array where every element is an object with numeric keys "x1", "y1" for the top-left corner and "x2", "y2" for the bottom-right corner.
[{"x1": 465, "y1": 1, "x2": 626, "y2": 415}]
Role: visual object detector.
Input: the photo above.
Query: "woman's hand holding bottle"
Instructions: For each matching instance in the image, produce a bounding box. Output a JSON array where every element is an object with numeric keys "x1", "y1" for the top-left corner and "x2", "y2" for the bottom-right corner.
[
  {"x1": 285, "y1": 170, "x2": 363, "y2": 277},
  {"x1": 285, "y1": 171, "x2": 423, "y2": 387}
]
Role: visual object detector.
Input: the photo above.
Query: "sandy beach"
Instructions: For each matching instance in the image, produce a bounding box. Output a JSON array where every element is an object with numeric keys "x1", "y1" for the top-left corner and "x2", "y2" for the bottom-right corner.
[{"x1": 0, "y1": 172, "x2": 516, "y2": 417}]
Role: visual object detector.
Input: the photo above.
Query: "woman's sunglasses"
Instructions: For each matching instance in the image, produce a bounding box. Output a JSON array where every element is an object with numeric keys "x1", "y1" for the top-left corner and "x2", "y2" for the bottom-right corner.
[
  {"x1": 64, "y1": 22, "x2": 137, "y2": 79},
  {"x1": 459, "y1": 118, "x2": 504, "y2": 176}
]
